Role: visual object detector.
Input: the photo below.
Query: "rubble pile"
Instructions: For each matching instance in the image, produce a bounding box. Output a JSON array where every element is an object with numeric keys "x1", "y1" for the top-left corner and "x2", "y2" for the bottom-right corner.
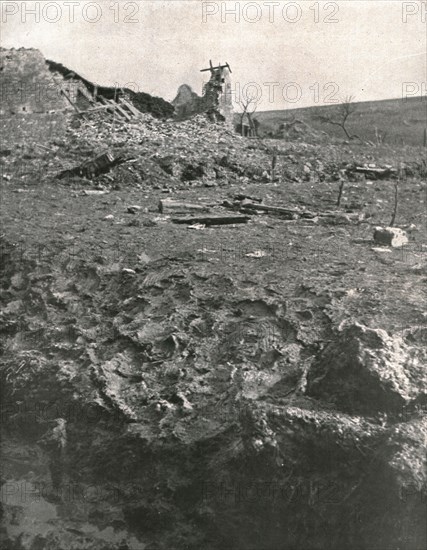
[
  {"x1": 58, "y1": 113, "x2": 426, "y2": 189},
  {"x1": 2, "y1": 105, "x2": 425, "y2": 195}
]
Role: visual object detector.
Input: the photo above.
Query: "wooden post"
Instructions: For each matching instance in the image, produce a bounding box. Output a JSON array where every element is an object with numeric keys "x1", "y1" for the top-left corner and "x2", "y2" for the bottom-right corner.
[
  {"x1": 423, "y1": 128, "x2": 426, "y2": 148},
  {"x1": 60, "y1": 87, "x2": 80, "y2": 113}
]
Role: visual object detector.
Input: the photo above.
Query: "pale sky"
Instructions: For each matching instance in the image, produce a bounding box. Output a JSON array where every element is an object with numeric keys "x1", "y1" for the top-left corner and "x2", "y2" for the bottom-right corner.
[{"x1": 1, "y1": 1, "x2": 426, "y2": 110}]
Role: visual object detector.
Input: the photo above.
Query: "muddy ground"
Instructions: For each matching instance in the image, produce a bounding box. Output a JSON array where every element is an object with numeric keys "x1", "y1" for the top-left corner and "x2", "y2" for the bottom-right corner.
[{"x1": 0, "y1": 112, "x2": 426, "y2": 550}]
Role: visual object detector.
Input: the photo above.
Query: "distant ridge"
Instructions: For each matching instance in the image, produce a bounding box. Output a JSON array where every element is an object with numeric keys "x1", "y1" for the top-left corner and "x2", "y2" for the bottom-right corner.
[{"x1": 254, "y1": 96, "x2": 426, "y2": 146}]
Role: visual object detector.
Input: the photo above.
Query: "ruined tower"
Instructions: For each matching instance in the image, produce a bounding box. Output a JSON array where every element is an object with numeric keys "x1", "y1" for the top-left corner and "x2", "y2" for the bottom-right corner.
[
  {"x1": 172, "y1": 61, "x2": 234, "y2": 123},
  {"x1": 200, "y1": 61, "x2": 233, "y2": 123}
]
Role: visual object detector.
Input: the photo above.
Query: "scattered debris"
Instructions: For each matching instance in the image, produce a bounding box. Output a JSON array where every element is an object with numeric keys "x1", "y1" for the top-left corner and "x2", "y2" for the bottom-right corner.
[
  {"x1": 77, "y1": 97, "x2": 142, "y2": 121},
  {"x1": 374, "y1": 227, "x2": 409, "y2": 247},
  {"x1": 58, "y1": 151, "x2": 131, "y2": 180},
  {"x1": 228, "y1": 197, "x2": 364, "y2": 224}
]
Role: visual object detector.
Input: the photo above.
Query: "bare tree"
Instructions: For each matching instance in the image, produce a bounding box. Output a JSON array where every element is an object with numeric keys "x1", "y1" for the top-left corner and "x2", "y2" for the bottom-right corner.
[
  {"x1": 318, "y1": 95, "x2": 362, "y2": 141},
  {"x1": 236, "y1": 93, "x2": 259, "y2": 137},
  {"x1": 374, "y1": 126, "x2": 387, "y2": 145},
  {"x1": 390, "y1": 165, "x2": 406, "y2": 226}
]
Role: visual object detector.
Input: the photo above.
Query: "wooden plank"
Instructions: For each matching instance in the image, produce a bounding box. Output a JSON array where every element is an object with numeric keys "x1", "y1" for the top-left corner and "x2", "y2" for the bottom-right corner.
[
  {"x1": 172, "y1": 215, "x2": 250, "y2": 226},
  {"x1": 96, "y1": 96, "x2": 129, "y2": 120},
  {"x1": 60, "y1": 87, "x2": 80, "y2": 113},
  {"x1": 121, "y1": 99, "x2": 141, "y2": 117},
  {"x1": 112, "y1": 101, "x2": 132, "y2": 121},
  {"x1": 76, "y1": 104, "x2": 117, "y2": 115},
  {"x1": 235, "y1": 201, "x2": 304, "y2": 219},
  {"x1": 104, "y1": 98, "x2": 132, "y2": 121},
  {"x1": 159, "y1": 200, "x2": 210, "y2": 214}
]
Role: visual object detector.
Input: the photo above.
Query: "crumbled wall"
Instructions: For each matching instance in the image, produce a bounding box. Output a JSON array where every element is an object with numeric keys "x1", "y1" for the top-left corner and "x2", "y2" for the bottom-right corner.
[
  {"x1": 0, "y1": 48, "x2": 174, "y2": 119},
  {"x1": 0, "y1": 48, "x2": 71, "y2": 114},
  {"x1": 172, "y1": 84, "x2": 203, "y2": 119}
]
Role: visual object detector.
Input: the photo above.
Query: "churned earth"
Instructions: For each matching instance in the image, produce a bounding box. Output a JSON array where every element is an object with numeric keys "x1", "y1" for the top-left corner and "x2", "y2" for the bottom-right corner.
[{"x1": 0, "y1": 111, "x2": 426, "y2": 550}]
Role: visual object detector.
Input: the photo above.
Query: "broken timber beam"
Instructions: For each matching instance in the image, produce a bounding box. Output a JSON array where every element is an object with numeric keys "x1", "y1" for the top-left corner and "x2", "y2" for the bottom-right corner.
[
  {"x1": 60, "y1": 88, "x2": 81, "y2": 113},
  {"x1": 172, "y1": 215, "x2": 250, "y2": 226},
  {"x1": 57, "y1": 151, "x2": 129, "y2": 180},
  {"x1": 232, "y1": 200, "x2": 362, "y2": 222},
  {"x1": 120, "y1": 99, "x2": 141, "y2": 117},
  {"x1": 351, "y1": 166, "x2": 397, "y2": 179},
  {"x1": 109, "y1": 99, "x2": 132, "y2": 121},
  {"x1": 236, "y1": 200, "x2": 317, "y2": 219},
  {"x1": 159, "y1": 199, "x2": 210, "y2": 214},
  {"x1": 75, "y1": 104, "x2": 117, "y2": 115},
  {"x1": 97, "y1": 96, "x2": 132, "y2": 120}
]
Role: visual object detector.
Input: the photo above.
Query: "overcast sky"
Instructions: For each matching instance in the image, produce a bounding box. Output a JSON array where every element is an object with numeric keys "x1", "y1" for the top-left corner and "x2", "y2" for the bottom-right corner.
[{"x1": 1, "y1": 1, "x2": 426, "y2": 110}]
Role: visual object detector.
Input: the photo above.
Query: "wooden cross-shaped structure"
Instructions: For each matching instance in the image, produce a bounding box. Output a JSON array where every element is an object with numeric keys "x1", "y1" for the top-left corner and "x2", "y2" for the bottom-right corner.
[{"x1": 200, "y1": 60, "x2": 232, "y2": 74}]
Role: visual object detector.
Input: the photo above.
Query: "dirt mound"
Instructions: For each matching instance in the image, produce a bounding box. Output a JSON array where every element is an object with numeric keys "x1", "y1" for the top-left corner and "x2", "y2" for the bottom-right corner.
[
  {"x1": 273, "y1": 117, "x2": 325, "y2": 142},
  {"x1": 306, "y1": 322, "x2": 427, "y2": 414}
]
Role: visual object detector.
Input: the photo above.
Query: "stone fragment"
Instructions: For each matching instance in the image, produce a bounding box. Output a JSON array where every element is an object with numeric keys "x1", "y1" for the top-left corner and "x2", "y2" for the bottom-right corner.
[
  {"x1": 127, "y1": 205, "x2": 142, "y2": 214},
  {"x1": 374, "y1": 226, "x2": 408, "y2": 247}
]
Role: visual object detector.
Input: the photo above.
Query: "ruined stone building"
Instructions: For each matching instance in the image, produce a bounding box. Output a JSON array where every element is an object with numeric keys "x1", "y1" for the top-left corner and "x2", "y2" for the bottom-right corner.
[
  {"x1": 0, "y1": 48, "x2": 173, "y2": 118},
  {"x1": 172, "y1": 61, "x2": 233, "y2": 124}
]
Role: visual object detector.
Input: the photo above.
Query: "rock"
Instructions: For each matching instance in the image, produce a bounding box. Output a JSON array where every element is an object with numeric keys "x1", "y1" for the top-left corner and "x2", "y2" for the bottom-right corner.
[
  {"x1": 374, "y1": 226, "x2": 408, "y2": 247},
  {"x1": 306, "y1": 322, "x2": 427, "y2": 414},
  {"x1": 142, "y1": 218, "x2": 157, "y2": 227},
  {"x1": 137, "y1": 252, "x2": 151, "y2": 264},
  {"x1": 11, "y1": 272, "x2": 25, "y2": 290},
  {"x1": 127, "y1": 205, "x2": 142, "y2": 214}
]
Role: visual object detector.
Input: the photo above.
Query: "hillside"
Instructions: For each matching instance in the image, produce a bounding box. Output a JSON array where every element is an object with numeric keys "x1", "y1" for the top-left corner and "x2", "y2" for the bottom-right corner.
[{"x1": 254, "y1": 96, "x2": 426, "y2": 146}]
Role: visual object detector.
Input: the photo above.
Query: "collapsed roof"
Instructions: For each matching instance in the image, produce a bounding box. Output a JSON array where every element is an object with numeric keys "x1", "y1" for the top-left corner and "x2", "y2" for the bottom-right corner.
[{"x1": 0, "y1": 48, "x2": 174, "y2": 119}]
